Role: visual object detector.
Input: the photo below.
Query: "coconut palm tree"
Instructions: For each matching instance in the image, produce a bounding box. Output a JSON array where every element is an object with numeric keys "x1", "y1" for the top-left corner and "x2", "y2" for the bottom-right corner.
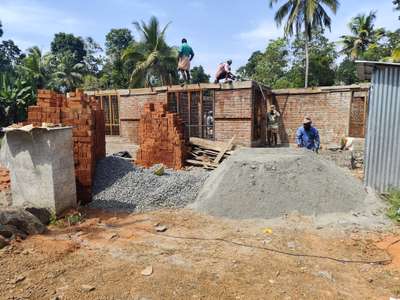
[
  {"x1": 339, "y1": 11, "x2": 384, "y2": 59},
  {"x1": 19, "y1": 46, "x2": 49, "y2": 89},
  {"x1": 122, "y1": 16, "x2": 178, "y2": 87},
  {"x1": 269, "y1": 0, "x2": 339, "y2": 88},
  {"x1": 49, "y1": 51, "x2": 85, "y2": 92}
]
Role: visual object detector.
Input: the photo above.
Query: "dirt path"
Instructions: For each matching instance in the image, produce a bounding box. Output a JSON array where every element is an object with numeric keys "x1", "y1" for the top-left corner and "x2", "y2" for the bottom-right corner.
[{"x1": 1, "y1": 209, "x2": 399, "y2": 300}]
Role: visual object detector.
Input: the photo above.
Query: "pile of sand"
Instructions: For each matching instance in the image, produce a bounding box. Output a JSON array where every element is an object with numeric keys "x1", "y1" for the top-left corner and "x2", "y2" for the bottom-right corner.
[{"x1": 191, "y1": 148, "x2": 370, "y2": 220}]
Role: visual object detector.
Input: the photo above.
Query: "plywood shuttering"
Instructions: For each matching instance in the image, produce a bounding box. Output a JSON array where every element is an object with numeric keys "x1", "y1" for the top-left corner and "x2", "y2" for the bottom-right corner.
[
  {"x1": 97, "y1": 94, "x2": 120, "y2": 135},
  {"x1": 349, "y1": 96, "x2": 367, "y2": 138},
  {"x1": 167, "y1": 90, "x2": 214, "y2": 140}
]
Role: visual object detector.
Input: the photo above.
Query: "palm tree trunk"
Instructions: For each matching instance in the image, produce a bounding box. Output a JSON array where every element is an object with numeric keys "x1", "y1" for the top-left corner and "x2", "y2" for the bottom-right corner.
[{"x1": 305, "y1": 38, "x2": 309, "y2": 88}]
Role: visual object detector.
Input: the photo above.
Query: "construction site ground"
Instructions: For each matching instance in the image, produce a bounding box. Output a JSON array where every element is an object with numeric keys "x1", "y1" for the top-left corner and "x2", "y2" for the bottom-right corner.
[
  {"x1": 1, "y1": 208, "x2": 400, "y2": 300},
  {"x1": 106, "y1": 136, "x2": 138, "y2": 158}
]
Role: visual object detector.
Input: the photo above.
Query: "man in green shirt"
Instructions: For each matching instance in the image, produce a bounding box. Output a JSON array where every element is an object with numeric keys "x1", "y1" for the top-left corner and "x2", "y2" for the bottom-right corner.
[{"x1": 178, "y1": 38, "x2": 194, "y2": 83}]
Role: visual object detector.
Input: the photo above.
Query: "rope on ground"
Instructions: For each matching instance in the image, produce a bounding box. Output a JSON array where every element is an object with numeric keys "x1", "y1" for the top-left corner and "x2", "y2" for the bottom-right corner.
[{"x1": 133, "y1": 226, "x2": 393, "y2": 266}]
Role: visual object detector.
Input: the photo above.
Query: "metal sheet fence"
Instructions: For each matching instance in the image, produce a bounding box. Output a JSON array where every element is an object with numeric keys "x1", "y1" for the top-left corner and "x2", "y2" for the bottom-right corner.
[{"x1": 365, "y1": 65, "x2": 400, "y2": 192}]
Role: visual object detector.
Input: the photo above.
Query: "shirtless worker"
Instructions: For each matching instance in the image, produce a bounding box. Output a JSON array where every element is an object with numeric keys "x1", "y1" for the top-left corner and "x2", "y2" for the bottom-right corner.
[
  {"x1": 178, "y1": 38, "x2": 194, "y2": 83},
  {"x1": 214, "y1": 59, "x2": 236, "y2": 83}
]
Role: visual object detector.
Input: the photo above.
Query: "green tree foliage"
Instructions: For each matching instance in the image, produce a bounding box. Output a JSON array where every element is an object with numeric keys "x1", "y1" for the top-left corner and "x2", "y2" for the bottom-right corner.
[
  {"x1": 82, "y1": 74, "x2": 103, "y2": 91},
  {"x1": 102, "y1": 28, "x2": 134, "y2": 88},
  {"x1": 48, "y1": 51, "x2": 85, "y2": 92},
  {"x1": 239, "y1": 33, "x2": 337, "y2": 88},
  {"x1": 51, "y1": 33, "x2": 86, "y2": 64},
  {"x1": 394, "y1": 0, "x2": 400, "y2": 20},
  {"x1": 122, "y1": 16, "x2": 178, "y2": 87},
  {"x1": 237, "y1": 51, "x2": 263, "y2": 79},
  {"x1": 190, "y1": 65, "x2": 210, "y2": 83},
  {"x1": 0, "y1": 40, "x2": 24, "y2": 74},
  {"x1": 290, "y1": 30, "x2": 337, "y2": 87},
  {"x1": 269, "y1": 0, "x2": 339, "y2": 87},
  {"x1": 238, "y1": 39, "x2": 291, "y2": 88},
  {"x1": 335, "y1": 58, "x2": 358, "y2": 85},
  {"x1": 377, "y1": 29, "x2": 400, "y2": 62},
  {"x1": 18, "y1": 47, "x2": 50, "y2": 89},
  {"x1": 0, "y1": 74, "x2": 34, "y2": 126},
  {"x1": 84, "y1": 37, "x2": 103, "y2": 75},
  {"x1": 339, "y1": 11, "x2": 384, "y2": 59},
  {"x1": 105, "y1": 28, "x2": 134, "y2": 57}
]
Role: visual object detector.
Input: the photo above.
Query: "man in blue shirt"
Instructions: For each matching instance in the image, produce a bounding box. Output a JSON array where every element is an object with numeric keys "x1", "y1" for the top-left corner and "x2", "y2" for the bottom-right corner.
[{"x1": 296, "y1": 117, "x2": 320, "y2": 152}]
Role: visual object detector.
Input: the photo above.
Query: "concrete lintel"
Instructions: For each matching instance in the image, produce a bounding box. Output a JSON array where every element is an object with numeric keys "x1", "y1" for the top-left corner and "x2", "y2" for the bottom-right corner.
[
  {"x1": 272, "y1": 83, "x2": 370, "y2": 95},
  {"x1": 86, "y1": 81, "x2": 264, "y2": 97}
]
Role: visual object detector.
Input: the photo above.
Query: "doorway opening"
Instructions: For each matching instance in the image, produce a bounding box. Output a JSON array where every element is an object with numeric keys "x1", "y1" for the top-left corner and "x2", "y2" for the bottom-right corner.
[{"x1": 167, "y1": 89, "x2": 215, "y2": 140}]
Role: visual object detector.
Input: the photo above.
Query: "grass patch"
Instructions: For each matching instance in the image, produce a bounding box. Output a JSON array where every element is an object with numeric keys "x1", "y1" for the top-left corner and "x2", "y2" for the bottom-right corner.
[
  {"x1": 385, "y1": 189, "x2": 400, "y2": 222},
  {"x1": 49, "y1": 211, "x2": 85, "y2": 228}
]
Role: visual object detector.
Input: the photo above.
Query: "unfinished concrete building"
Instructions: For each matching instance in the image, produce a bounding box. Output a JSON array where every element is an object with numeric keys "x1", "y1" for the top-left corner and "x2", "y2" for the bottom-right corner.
[{"x1": 88, "y1": 81, "x2": 369, "y2": 147}]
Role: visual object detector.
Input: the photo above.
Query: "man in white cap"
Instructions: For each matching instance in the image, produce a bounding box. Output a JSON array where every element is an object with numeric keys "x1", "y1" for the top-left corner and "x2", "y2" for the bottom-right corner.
[{"x1": 295, "y1": 116, "x2": 320, "y2": 152}]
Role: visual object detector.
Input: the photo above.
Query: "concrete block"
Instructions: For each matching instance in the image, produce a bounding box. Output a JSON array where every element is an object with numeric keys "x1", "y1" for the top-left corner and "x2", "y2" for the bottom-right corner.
[{"x1": 0, "y1": 127, "x2": 77, "y2": 215}]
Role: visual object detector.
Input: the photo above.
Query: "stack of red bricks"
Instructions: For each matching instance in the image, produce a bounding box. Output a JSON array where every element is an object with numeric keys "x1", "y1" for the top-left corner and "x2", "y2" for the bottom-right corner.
[
  {"x1": 136, "y1": 102, "x2": 186, "y2": 170},
  {"x1": 27, "y1": 90, "x2": 64, "y2": 125},
  {"x1": 27, "y1": 89, "x2": 106, "y2": 203},
  {"x1": 0, "y1": 166, "x2": 10, "y2": 193}
]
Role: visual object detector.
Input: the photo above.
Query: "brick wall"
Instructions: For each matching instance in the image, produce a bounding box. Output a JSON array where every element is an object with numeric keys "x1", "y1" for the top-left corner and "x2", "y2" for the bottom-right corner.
[
  {"x1": 214, "y1": 89, "x2": 252, "y2": 119},
  {"x1": 119, "y1": 92, "x2": 166, "y2": 143},
  {"x1": 272, "y1": 88, "x2": 368, "y2": 145},
  {"x1": 214, "y1": 88, "x2": 254, "y2": 146},
  {"x1": 214, "y1": 120, "x2": 252, "y2": 146}
]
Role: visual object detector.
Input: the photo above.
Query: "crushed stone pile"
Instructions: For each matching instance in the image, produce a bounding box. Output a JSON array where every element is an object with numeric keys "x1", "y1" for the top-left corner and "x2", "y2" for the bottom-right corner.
[
  {"x1": 90, "y1": 156, "x2": 209, "y2": 212},
  {"x1": 190, "y1": 148, "x2": 370, "y2": 220}
]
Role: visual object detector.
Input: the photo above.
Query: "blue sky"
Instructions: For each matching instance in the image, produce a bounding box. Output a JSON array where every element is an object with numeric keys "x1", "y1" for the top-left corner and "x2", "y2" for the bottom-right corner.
[{"x1": 1, "y1": 0, "x2": 399, "y2": 75}]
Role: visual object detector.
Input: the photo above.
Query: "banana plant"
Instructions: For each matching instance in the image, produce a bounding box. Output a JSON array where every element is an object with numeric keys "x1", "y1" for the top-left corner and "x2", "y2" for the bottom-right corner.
[{"x1": 0, "y1": 74, "x2": 35, "y2": 127}]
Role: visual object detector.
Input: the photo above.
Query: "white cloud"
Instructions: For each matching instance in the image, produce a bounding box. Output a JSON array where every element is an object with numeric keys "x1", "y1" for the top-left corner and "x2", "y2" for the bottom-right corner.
[{"x1": 237, "y1": 19, "x2": 282, "y2": 49}]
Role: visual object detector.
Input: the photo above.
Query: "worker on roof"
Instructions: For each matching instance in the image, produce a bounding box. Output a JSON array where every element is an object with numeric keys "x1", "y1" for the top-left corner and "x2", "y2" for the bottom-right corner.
[
  {"x1": 214, "y1": 59, "x2": 236, "y2": 83},
  {"x1": 296, "y1": 117, "x2": 320, "y2": 152},
  {"x1": 178, "y1": 38, "x2": 195, "y2": 83},
  {"x1": 267, "y1": 104, "x2": 281, "y2": 146}
]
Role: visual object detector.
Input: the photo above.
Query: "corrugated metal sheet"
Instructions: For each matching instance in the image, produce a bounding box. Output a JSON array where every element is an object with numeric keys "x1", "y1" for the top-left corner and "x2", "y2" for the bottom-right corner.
[{"x1": 365, "y1": 65, "x2": 400, "y2": 192}]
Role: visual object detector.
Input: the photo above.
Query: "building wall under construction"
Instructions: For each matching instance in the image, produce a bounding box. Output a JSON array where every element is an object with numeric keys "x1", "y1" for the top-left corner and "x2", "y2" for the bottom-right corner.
[
  {"x1": 87, "y1": 82, "x2": 369, "y2": 148},
  {"x1": 271, "y1": 84, "x2": 369, "y2": 146},
  {"x1": 106, "y1": 81, "x2": 269, "y2": 147},
  {"x1": 119, "y1": 91, "x2": 164, "y2": 143}
]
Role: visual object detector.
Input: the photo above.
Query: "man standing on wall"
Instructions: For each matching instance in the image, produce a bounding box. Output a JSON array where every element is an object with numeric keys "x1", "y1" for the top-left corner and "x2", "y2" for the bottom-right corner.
[
  {"x1": 178, "y1": 38, "x2": 195, "y2": 83},
  {"x1": 266, "y1": 104, "x2": 280, "y2": 146},
  {"x1": 296, "y1": 117, "x2": 320, "y2": 152}
]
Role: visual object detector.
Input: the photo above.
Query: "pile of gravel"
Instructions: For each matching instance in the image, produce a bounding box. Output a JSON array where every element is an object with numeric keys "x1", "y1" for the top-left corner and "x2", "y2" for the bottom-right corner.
[
  {"x1": 90, "y1": 156, "x2": 209, "y2": 212},
  {"x1": 190, "y1": 148, "x2": 370, "y2": 220}
]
